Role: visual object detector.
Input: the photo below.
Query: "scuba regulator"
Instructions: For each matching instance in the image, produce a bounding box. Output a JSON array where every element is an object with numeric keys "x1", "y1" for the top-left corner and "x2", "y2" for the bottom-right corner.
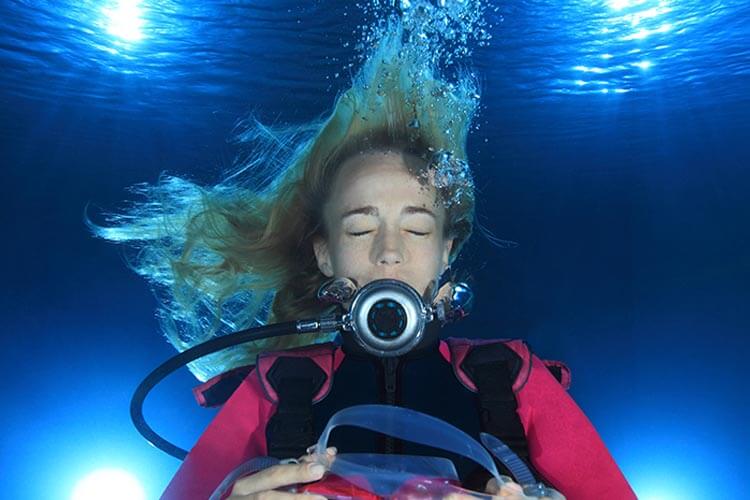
[
  {"x1": 318, "y1": 277, "x2": 473, "y2": 357},
  {"x1": 131, "y1": 278, "x2": 474, "y2": 459}
]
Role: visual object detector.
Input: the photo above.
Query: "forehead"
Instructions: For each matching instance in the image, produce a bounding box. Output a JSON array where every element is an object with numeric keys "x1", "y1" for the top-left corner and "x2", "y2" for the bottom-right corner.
[{"x1": 330, "y1": 151, "x2": 439, "y2": 207}]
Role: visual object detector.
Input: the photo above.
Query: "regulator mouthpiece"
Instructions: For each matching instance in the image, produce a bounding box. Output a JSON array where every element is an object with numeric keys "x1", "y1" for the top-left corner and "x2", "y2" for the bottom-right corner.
[
  {"x1": 321, "y1": 278, "x2": 473, "y2": 358},
  {"x1": 346, "y1": 279, "x2": 429, "y2": 357}
]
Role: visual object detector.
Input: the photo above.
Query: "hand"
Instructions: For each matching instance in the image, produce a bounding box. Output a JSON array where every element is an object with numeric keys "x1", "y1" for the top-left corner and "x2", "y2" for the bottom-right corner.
[
  {"x1": 442, "y1": 476, "x2": 565, "y2": 500},
  {"x1": 227, "y1": 447, "x2": 337, "y2": 500},
  {"x1": 483, "y1": 477, "x2": 565, "y2": 500}
]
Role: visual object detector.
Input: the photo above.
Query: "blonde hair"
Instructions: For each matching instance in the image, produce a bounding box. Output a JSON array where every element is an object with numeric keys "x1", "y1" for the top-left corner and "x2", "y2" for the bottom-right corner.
[{"x1": 90, "y1": 22, "x2": 480, "y2": 381}]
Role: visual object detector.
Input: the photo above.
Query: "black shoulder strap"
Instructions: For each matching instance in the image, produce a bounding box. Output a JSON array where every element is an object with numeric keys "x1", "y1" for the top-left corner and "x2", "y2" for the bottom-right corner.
[
  {"x1": 265, "y1": 357, "x2": 325, "y2": 459},
  {"x1": 195, "y1": 366, "x2": 254, "y2": 408},
  {"x1": 545, "y1": 364, "x2": 565, "y2": 384},
  {"x1": 460, "y1": 342, "x2": 544, "y2": 480}
]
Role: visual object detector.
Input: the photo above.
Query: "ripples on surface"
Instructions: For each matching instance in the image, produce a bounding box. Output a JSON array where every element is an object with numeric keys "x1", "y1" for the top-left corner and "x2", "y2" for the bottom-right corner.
[
  {"x1": 0, "y1": 0, "x2": 748, "y2": 120},
  {"x1": 0, "y1": 0, "x2": 353, "y2": 115},
  {"x1": 483, "y1": 0, "x2": 750, "y2": 101}
]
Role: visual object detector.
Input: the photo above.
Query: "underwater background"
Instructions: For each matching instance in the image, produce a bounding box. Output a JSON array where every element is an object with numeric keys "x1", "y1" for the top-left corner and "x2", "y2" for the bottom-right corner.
[{"x1": 1, "y1": 0, "x2": 748, "y2": 498}]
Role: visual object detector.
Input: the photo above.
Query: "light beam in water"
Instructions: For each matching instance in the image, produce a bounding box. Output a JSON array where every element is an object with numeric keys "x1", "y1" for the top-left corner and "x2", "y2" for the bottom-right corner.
[
  {"x1": 102, "y1": 0, "x2": 145, "y2": 42},
  {"x1": 72, "y1": 468, "x2": 146, "y2": 500}
]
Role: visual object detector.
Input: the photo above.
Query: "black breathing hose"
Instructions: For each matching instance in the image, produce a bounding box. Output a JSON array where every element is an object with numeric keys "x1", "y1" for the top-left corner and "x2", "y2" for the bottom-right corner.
[{"x1": 130, "y1": 321, "x2": 304, "y2": 459}]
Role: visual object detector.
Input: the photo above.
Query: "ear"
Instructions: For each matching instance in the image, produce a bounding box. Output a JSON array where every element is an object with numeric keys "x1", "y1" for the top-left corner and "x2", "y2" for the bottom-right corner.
[
  {"x1": 441, "y1": 238, "x2": 454, "y2": 271},
  {"x1": 313, "y1": 236, "x2": 334, "y2": 277}
]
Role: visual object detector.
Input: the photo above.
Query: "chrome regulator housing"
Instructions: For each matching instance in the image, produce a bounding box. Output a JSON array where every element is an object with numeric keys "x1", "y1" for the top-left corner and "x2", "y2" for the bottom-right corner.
[
  {"x1": 343, "y1": 279, "x2": 432, "y2": 357},
  {"x1": 317, "y1": 277, "x2": 474, "y2": 358}
]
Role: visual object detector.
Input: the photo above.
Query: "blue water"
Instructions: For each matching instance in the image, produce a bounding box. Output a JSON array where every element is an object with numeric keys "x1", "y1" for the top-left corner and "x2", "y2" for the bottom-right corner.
[{"x1": 1, "y1": 1, "x2": 748, "y2": 498}]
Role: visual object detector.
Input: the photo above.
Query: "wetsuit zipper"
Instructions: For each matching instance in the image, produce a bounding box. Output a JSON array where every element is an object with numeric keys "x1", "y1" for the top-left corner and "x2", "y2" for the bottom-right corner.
[
  {"x1": 383, "y1": 357, "x2": 398, "y2": 405},
  {"x1": 381, "y1": 357, "x2": 400, "y2": 453}
]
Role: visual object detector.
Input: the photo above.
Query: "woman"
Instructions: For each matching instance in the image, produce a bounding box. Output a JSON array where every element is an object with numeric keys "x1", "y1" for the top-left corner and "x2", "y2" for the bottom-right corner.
[{"x1": 93, "y1": 24, "x2": 635, "y2": 500}]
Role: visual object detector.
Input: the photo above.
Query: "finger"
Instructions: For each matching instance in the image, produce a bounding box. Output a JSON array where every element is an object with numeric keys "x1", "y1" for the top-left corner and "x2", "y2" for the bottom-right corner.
[
  {"x1": 496, "y1": 485, "x2": 526, "y2": 499},
  {"x1": 299, "y1": 446, "x2": 337, "y2": 463},
  {"x1": 231, "y1": 462, "x2": 326, "y2": 496},
  {"x1": 229, "y1": 490, "x2": 327, "y2": 500},
  {"x1": 483, "y1": 476, "x2": 528, "y2": 498},
  {"x1": 497, "y1": 489, "x2": 528, "y2": 499},
  {"x1": 485, "y1": 477, "x2": 501, "y2": 494},
  {"x1": 302, "y1": 445, "x2": 338, "y2": 457}
]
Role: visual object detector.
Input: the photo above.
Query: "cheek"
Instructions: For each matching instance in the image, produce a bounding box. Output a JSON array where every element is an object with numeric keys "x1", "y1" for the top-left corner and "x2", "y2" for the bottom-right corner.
[
  {"x1": 421, "y1": 240, "x2": 447, "y2": 268},
  {"x1": 404, "y1": 247, "x2": 442, "y2": 290},
  {"x1": 330, "y1": 236, "x2": 369, "y2": 271}
]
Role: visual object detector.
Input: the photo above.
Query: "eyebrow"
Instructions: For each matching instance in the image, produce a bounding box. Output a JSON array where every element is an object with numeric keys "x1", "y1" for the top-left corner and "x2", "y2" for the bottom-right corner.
[
  {"x1": 403, "y1": 206, "x2": 437, "y2": 218},
  {"x1": 341, "y1": 206, "x2": 378, "y2": 219},
  {"x1": 340, "y1": 206, "x2": 437, "y2": 220}
]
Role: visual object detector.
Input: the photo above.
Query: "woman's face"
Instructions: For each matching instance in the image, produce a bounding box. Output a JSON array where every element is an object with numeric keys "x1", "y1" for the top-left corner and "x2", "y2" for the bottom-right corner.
[{"x1": 313, "y1": 150, "x2": 453, "y2": 297}]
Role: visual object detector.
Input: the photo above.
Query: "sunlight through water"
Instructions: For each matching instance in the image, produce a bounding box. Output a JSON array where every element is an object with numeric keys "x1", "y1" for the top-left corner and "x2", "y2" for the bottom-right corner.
[
  {"x1": 565, "y1": 0, "x2": 679, "y2": 94},
  {"x1": 102, "y1": 0, "x2": 146, "y2": 42}
]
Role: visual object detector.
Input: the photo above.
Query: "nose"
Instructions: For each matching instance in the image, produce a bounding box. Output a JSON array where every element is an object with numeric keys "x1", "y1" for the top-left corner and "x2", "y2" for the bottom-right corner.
[{"x1": 374, "y1": 227, "x2": 404, "y2": 266}]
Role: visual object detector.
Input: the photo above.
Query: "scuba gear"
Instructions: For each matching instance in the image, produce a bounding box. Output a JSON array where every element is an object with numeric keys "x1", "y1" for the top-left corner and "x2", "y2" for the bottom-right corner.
[
  {"x1": 326, "y1": 277, "x2": 474, "y2": 357},
  {"x1": 480, "y1": 432, "x2": 562, "y2": 498},
  {"x1": 347, "y1": 278, "x2": 430, "y2": 357},
  {"x1": 163, "y1": 335, "x2": 636, "y2": 500},
  {"x1": 130, "y1": 279, "x2": 473, "y2": 459},
  {"x1": 255, "y1": 334, "x2": 551, "y2": 482},
  {"x1": 131, "y1": 277, "x2": 634, "y2": 499},
  {"x1": 311, "y1": 404, "x2": 526, "y2": 495},
  {"x1": 209, "y1": 404, "x2": 564, "y2": 500}
]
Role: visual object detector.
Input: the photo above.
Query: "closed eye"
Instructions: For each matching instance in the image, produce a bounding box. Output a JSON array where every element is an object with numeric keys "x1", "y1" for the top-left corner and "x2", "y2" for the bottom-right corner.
[
  {"x1": 407, "y1": 230, "x2": 430, "y2": 236},
  {"x1": 348, "y1": 230, "x2": 373, "y2": 237}
]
